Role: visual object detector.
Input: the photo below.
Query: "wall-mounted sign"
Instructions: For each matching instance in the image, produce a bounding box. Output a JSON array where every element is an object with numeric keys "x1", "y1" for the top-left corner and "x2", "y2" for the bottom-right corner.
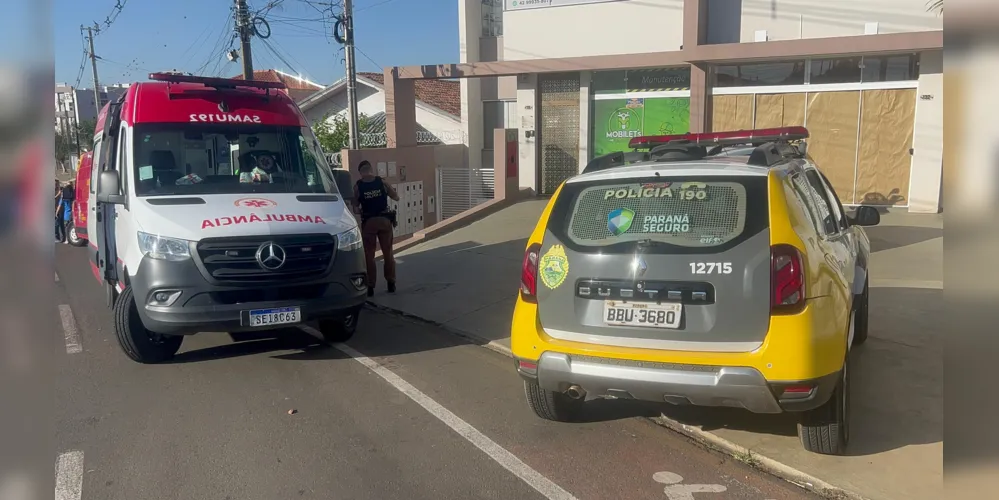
[{"x1": 504, "y1": 0, "x2": 625, "y2": 11}]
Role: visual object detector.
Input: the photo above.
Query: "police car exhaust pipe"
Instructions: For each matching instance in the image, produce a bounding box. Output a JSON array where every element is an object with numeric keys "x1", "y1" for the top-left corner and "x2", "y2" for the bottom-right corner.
[{"x1": 565, "y1": 385, "x2": 585, "y2": 400}]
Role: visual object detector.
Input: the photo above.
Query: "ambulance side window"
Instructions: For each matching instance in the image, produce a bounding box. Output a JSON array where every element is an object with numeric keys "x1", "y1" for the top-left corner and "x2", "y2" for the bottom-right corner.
[
  {"x1": 117, "y1": 126, "x2": 129, "y2": 197},
  {"x1": 90, "y1": 139, "x2": 101, "y2": 195}
]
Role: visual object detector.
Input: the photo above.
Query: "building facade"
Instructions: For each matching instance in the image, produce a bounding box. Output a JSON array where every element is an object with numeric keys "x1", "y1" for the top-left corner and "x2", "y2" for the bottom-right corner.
[
  {"x1": 457, "y1": 0, "x2": 944, "y2": 212},
  {"x1": 55, "y1": 84, "x2": 130, "y2": 139}
]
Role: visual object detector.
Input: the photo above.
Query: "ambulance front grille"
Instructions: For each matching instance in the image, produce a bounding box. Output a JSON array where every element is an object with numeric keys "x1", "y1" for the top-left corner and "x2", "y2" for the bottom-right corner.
[{"x1": 195, "y1": 234, "x2": 336, "y2": 283}]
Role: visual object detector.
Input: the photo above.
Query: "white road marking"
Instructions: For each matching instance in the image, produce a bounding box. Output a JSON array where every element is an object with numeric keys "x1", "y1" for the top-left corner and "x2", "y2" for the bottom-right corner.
[
  {"x1": 55, "y1": 451, "x2": 84, "y2": 500},
  {"x1": 316, "y1": 334, "x2": 578, "y2": 500},
  {"x1": 653, "y1": 471, "x2": 726, "y2": 499},
  {"x1": 59, "y1": 305, "x2": 82, "y2": 354}
]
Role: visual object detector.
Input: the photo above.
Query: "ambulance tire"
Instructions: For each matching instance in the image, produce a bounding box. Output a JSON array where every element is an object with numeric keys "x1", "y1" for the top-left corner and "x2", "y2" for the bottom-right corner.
[
  {"x1": 113, "y1": 286, "x2": 183, "y2": 364},
  {"x1": 318, "y1": 307, "x2": 361, "y2": 343},
  {"x1": 65, "y1": 221, "x2": 86, "y2": 247}
]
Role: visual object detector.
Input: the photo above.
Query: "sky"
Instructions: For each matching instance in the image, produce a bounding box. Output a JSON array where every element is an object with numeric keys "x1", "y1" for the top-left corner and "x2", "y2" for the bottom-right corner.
[{"x1": 50, "y1": 0, "x2": 459, "y2": 88}]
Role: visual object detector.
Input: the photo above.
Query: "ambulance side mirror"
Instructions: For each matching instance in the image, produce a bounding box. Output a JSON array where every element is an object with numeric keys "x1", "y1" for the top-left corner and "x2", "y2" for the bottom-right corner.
[{"x1": 97, "y1": 170, "x2": 126, "y2": 205}]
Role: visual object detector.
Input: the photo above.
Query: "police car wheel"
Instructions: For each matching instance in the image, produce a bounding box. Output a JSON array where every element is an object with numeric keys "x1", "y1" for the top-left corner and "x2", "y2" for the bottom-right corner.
[
  {"x1": 524, "y1": 380, "x2": 584, "y2": 422},
  {"x1": 318, "y1": 308, "x2": 361, "y2": 343},
  {"x1": 113, "y1": 286, "x2": 183, "y2": 364}
]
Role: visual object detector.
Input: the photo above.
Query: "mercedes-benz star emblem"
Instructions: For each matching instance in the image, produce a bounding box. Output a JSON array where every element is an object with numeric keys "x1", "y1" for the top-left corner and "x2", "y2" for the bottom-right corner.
[{"x1": 256, "y1": 242, "x2": 287, "y2": 270}]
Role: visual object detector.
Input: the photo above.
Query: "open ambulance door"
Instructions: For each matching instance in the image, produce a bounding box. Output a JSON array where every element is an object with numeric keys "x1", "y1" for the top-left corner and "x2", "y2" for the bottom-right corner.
[{"x1": 92, "y1": 98, "x2": 125, "y2": 308}]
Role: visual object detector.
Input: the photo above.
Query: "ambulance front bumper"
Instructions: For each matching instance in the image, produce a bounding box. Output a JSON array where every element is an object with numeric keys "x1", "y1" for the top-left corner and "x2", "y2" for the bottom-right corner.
[{"x1": 129, "y1": 248, "x2": 368, "y2": 336}]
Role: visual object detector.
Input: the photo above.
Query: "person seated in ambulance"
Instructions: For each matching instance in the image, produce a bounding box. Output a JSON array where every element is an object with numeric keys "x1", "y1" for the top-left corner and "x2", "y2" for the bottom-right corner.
[{"x1": 240, "y1": 151, "x2": 283, "y2": 184}]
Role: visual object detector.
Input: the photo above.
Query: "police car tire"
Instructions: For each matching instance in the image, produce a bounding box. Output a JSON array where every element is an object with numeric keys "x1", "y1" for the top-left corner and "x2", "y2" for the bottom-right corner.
[
  {"x1": 113, "y1": 286, "x2": 183, "y2": 364},
  {"x1": 318, "y1": 308, "x2": 360, "y2": 343},
  {"x1": 797, "y1": 357, "x2": 850, "y2": 456},
  {"x1": 524, "y1": 380, "x2": 583, "y2": 422}
]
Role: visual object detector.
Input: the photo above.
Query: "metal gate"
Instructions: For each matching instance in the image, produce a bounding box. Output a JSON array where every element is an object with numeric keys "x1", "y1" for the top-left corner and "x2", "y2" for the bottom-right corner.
[
  {"x1": 538, "y1": 73, "x2": 581, "y2": 195},
  {"x1": 436, "y1": 167, "x2": 495, "y2": 222}
]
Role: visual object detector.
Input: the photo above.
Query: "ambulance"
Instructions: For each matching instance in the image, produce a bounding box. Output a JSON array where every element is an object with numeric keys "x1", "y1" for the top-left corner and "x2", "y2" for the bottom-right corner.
[{"x1": 88, "y1": 72, "x2": 367, "y2": 363}]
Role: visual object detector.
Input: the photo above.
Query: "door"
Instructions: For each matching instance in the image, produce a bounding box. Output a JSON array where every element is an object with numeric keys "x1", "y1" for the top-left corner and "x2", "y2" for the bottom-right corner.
[
  {"x1": 92, "y1": 101, "x2": 123, "y2": 294},
  {"x1": 538, "y1": 73, "x2": 580, "y2": 195},
  {"x1": 535, "y1": 174, "x2": 773, "y2": 353},
  {"x1": 789, "y1": 168, "x2": 853, "y2": 298}
]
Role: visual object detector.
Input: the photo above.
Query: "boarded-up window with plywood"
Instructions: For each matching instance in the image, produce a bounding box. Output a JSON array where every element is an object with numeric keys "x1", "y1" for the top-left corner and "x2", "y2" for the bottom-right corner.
[
  {"x1": 753, "y1": 93, "x2": 806, "y2": 129},
  {"x1": 712, "y1": 95, "x2": 753, "y2": 132},
  {"x1": 804, "y1": 91, "x2": 860, "y2": 203},
  {"x1": 855, "y1": 89, "x2": 916, "y2": 206}
]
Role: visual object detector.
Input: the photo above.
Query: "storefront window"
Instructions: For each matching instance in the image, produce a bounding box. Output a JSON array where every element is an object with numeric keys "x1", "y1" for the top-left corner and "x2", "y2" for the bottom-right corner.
[
  {"x1": 861, "y1": 54, "x2": 919, "y2": 82},
  {"x1": 810, "y1": 57, "x2": 863, "y2": 84},
  {"x1": 713, "y1": 61, "x2": 806, "y2": 87}
]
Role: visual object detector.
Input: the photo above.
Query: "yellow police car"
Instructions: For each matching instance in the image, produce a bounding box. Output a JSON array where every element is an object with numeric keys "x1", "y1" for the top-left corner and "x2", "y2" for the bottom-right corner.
[{"x1": 512, "y1": 127, "x2": 880, "y2": 455}]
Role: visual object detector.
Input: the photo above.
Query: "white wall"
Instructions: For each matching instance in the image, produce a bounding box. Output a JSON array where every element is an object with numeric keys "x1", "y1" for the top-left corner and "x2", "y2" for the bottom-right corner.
[
  {"x1": 907, "y1": 50, "x2": 942, "y2": 213},
  {"x1": 503, "y1": 0, "x2": 684, "y2": 60},
  {"x1": 734, "y1": 0, "x2": 942, "y2": 43},
  {"x1": 302, "y1": 84, "x2": 465, "y2": 146},
  {"x1": 516, "y1": 74, "x2": 537, "y2": 191},
  {"x1": 461, "y1": 0, "x2": 485, "y2": 170}
]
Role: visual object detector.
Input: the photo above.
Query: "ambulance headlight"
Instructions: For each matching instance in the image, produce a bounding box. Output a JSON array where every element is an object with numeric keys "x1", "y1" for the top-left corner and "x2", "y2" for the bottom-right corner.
[
  {"x1": 337, "y1": 227, "x2": 362, "y2": 252},
  {"x1": 137, "y1": 232, "x2": 192, "y2": 261}
]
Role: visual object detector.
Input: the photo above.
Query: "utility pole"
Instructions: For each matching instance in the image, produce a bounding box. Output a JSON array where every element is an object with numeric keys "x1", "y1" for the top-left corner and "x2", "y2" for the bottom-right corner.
[
  {"x1": 343, "y1": 0, "x2": 360, "y2": 150},
  {"x1": 84, "y1": 25, "x2": 102, "y2": 116},
  {"x1": 235, "y1": 0, "x2": 254, "y2": 80}
]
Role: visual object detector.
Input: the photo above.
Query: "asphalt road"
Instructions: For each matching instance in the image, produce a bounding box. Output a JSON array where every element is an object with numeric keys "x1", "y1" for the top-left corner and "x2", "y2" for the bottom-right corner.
[{"x1": 54, "y1": 244, "x2": 820, "y2": 500}]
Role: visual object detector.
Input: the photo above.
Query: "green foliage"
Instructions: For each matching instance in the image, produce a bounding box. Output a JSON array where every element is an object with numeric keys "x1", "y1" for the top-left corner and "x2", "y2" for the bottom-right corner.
[
  {"x1": 76, "y1": 119, "x2": 96, "y2": 149},
  {"x1": 54, "y1": 129, "x2": 75, "y2": 166},
  {"x1": 312, "y1": 113, "x2": 370, "y2": 155}
]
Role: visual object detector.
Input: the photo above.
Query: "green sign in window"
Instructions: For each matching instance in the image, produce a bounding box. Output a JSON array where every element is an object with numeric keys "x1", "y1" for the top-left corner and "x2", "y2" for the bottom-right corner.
[{"x1": 591, "y1": 97, "x2": 691, "y2": 157}]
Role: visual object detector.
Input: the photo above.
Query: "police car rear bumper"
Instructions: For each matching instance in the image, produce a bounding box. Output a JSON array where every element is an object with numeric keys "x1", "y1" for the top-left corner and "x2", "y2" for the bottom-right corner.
[
  {"x1": 129, "y1": 250, "x2": 368, "y2": 336},
  {"x1": 522, "y1": 351, "x2": 818, "y2": 414}
]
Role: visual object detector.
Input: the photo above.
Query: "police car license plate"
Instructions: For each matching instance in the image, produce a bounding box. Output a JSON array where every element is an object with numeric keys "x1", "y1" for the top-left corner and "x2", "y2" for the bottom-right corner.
[
  {"x1": 247, "y1": 307, "x2": 301, "y2": 327},
  {"x1": 603, "y1": 301, "x2": 682, "y2": 329}
]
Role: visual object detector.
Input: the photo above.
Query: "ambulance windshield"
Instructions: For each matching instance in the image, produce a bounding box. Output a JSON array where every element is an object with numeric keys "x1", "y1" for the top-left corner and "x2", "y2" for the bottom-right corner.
[{"x1": 131, "y1": 124, "x2": 338, "y2": 197}]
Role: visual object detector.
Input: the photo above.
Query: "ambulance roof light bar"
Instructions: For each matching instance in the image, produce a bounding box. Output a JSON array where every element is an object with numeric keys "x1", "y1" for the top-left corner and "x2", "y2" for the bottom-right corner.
[
  {"x1": 628, "y1": 126, "x2": 809, "y2": 149},
  {"x1": 148, "y1": 72, "x2": 288, "y2": 90}
]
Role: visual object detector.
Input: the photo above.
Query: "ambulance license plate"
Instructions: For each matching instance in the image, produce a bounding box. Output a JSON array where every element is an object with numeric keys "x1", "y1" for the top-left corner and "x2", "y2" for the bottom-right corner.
[{"x1": 247, "y1": 307, "x2": 301, "y2": 327}]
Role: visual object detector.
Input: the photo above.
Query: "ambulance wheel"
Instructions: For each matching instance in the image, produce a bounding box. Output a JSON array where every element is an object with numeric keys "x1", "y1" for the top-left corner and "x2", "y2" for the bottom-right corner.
[
  {"x1": 113, "y1": 286, "x2": 183, "y2": 364},
  {"x1": 318, "y1": 307, "x2": 360, "y2": 343},
  {"x1": 524, "y1": 380, "x2": 584, "y2": 422},
  {"x1": 65, "y1": 222, "x2": 85, "y2": 247}
]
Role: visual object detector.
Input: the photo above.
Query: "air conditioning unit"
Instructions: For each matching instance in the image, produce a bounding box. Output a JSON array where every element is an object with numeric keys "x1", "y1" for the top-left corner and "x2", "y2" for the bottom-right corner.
[
  {"x1": 754, "y1": 30, "x2": 768, "y2": 42},
  {"x1": 865, "y1": 22, "x2": 880, "y2": 35}
]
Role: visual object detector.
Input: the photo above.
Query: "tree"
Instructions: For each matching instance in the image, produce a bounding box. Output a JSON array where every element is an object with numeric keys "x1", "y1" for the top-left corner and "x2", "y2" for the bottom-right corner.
[
  {"x1": 312, "y1": 113, "x2": 370, "y2": 157},
  {"x1": 76, "y1": 119, "x2": 96, "y2": 150},
  {"x1": 54, "y1": 129, "x2": 75, "y2": 173}
]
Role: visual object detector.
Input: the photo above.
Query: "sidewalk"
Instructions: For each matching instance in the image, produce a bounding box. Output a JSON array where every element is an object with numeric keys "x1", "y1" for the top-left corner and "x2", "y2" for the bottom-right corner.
[{"x1": 369, "y1": 200, "x2": 942, "y2": 500}]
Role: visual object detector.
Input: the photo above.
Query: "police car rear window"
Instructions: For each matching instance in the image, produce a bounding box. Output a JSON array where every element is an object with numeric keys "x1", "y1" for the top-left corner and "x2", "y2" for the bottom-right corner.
[{"x1": 561, "y1": 177, "x2": 762, "y2": 249}]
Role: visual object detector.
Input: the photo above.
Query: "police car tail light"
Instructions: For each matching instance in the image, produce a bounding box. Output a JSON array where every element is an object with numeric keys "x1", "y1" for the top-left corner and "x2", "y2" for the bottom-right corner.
[
  {"x1": 520, "y1": 243, "x2": 542, "y2": 302},
  {"x1": 771, "y1": 244, "x2": 805, "y2": 314},
  {"x1": 628, "y1": 126, "x2": 809, "y2": 149}
]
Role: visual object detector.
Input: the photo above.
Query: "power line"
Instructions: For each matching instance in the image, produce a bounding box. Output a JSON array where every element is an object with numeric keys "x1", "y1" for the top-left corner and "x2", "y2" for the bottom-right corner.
[
  {"x1": 93, "y1": 0, "x2": 130, "y2": 35},
  {"x1": 259, "y1": 37, "x2": 300, "y2": 76},
  {"x1": 354, "y1": 46, "x2": 380, "y2": 70},
  {"x1": 194, "y1": 15, "x2": 235, "y2": 76},
  {"x1": 355, "y1": 0, "x2": 397, "y2": 13}
]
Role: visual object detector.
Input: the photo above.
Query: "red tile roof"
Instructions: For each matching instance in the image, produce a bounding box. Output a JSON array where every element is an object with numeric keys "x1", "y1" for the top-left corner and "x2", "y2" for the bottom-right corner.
[
  {"x1": 358, "y1": 72, "x2": 461, "y2": 117},
  {"x1": 230, "y1": 69, "x2": 323, "y2": 91}
]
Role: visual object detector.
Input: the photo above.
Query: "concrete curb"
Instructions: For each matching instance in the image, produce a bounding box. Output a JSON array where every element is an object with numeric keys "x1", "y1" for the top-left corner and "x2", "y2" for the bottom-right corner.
[
  {"x1": 365, "y1": 302, "x2": 867, "y2": 500},
  {"x1": 649, "y1": 416, "x2": 867, "y2": 500}
]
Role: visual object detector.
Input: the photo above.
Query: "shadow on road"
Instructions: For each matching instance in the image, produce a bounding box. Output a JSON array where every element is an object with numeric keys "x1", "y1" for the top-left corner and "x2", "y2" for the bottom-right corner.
[{"x1": 866, "y1": 225, "x2": 942, "y2": 253}]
